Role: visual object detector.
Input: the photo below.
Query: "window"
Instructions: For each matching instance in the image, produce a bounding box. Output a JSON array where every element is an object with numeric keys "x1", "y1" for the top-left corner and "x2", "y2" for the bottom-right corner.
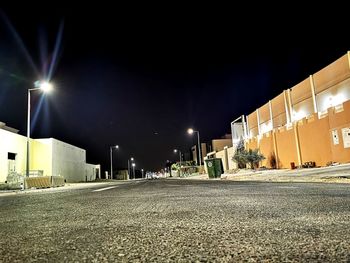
[{"x1": 8, "y1": 152, "x2": 16, "y2": 160}]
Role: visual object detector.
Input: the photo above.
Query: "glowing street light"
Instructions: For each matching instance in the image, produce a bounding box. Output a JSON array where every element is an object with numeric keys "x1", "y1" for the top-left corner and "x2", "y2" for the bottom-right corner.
[
  {"x1": 35, "y1": 81, "x2": 53, "y2": 93},
  {"x1": 132, "y1": 162, "x2": 136, "y2": 179},
  {"x1": 141, "y1": 168, "x2": 144, "y2": 178},
  {"x1": 110, "y1": 145, "x2": 119, "y2": 179},
  {"x1": 127, "y1": 157, "x2": 134, "y2": 180},
  {"x1": 26, "y1": 80, "x2": 53, "y2": 177},
  {"x1": 174, "y1": 148, "x2": 182, "y2": 167},
  {"x1": 187, "y1": 128, "x2": 202, "y2": 166}
]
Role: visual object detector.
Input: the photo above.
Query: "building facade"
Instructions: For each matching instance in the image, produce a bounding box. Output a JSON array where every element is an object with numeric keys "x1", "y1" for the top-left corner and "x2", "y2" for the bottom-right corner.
[
  {"x1": 0, "y1": 123, "x2": 100, "y2": 183},
  {"x1": 232, "y1": 52, "x2": 350, "y2": 168}
]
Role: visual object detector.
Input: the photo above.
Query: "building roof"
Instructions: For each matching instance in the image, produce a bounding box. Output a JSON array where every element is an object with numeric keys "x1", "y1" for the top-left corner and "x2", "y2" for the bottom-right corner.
[{"x1": 0, "y1": 121, "x2": 19, "y2": 134}]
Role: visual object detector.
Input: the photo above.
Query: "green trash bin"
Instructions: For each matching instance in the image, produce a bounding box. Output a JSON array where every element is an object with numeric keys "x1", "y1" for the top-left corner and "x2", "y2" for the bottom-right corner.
[{"x1": 205, "y1": 158, "x2": 224, "y2": 178}]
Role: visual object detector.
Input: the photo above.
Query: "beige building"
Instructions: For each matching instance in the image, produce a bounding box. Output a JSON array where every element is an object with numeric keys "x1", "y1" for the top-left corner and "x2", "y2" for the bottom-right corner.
[
  {"x1": 0, "y1": 122, "x2": 100, "y2": 183},
  {"x1": 231, "y1": 52, "x2": 350, "y2": 168},
  {"x1": 210, "y1": 52, "x2": 350, "y2": 173},
  {"x1": 192, "y1": 135, "x2": 233, "y2": 166}
]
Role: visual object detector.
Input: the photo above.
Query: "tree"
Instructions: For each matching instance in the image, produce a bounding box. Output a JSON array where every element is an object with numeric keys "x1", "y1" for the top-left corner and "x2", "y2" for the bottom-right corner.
[{"x1": 232, "y1": 138, "x2": 247, "y2": 168}]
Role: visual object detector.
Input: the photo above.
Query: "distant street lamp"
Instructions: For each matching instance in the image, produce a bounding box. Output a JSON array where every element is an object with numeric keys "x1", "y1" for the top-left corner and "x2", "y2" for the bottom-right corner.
[
  {"x1": 173, "y1": 149, "x2": 182, "y2": 166},
  {"x1": 110, "y1": 145, "x2": 119, "y2": 179},
  {"x1": 132, "y1": 163, "x2": 136, "y2": 179},
  {"x1": 26, "y1": 80, "x2": 53, "y2": 177},
  {"x1": 141, "y1": 168, "x2": 144, "y2": 178},
  {"x1": 127, "y1": 157, "x2": 134, "y2": 180},
  {"x1": 174, "y1": 149, "x2": 182, "y2": 176},
  {"x1": 187, "y1": 128, "x2": 202, "y2": 166}
]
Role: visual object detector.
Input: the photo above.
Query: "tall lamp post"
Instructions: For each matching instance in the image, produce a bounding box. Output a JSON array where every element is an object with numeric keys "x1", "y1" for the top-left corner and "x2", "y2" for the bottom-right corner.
[
  {"x1": 26, "y1": 81, "x2": 53, "y2": 178},
  {"x1": 132, "y1": 163, "x2": 136, "y2": 179},
  {"x1": 174, "y1": 149, "x2": 182, "y2": 176},
  {"x1": 141, "y1": 168, "x2": 144, "y2": 178},
  {"x1": 110, "y1": 145, "x2": 119, "y2": 179},
  {"x1": 127, "y1": 157, "x2": 134, "y2": 180},
  {"x1": 173, "y1": 149, "x2": 182, "y2": 167},
  {"x1": 187, "y1": 128, "x2": 202, "y2": 166}
]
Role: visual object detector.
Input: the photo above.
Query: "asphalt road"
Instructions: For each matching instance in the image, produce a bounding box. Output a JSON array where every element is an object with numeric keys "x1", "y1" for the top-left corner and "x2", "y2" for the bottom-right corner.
[{"x1": 1, "y1": 179, "x2": 350, "y2": 262}]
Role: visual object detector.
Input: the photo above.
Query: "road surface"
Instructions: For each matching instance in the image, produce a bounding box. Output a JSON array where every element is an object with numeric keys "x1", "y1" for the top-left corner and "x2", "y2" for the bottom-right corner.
[{"x1": 1, "y1": 179, "x2": 350, "y2": 262}]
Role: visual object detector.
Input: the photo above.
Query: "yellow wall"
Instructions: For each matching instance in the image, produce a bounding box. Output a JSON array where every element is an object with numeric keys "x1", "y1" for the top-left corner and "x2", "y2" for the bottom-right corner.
[
  {"x1": 275, "y1": 127, "x2": 298, "y2": 169},
  {"x1": 328, "y1": 100, "x2": 350, "y2": 163},
  {"x1": 259, "y1": 132, "x2": 274, "y2": 167},
  {"x1": 212, "y1": 139, "x2": 232, "y2": 152},
  {"x1": 246, "y1": 138, "x2": 258, "y2": 151},
  {"x1": 297, "y1": 114, "x2": 332, "y2": 166},
  {"x1": 31, "y1": 139, "x2": 52, "y2": 176},
  {"x1": 255, "y1": 100, "x2": 350, "y2": 168},
  {"x1": 241, "y1": 52, "x2": 350, "y2": 169}
]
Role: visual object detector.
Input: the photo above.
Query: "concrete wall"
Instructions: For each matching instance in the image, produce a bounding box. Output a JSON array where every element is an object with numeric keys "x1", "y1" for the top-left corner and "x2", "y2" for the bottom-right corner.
[
  {"x1": 0, "y1": 129, "x2": 27, "y2": 182},
  {"x1": 212, "y1": 146, "x2": 236, "y2": 172},
  {"x1": 85, "y1": 163, "x2": 100, "y2": 182},
  {"x1": 215, "y1": 150, "x2": 227, "y2": 171},
  {"x1": 1, "y1": 131, "x2": 55, "y2": 182},
  {"x1": 0, "y1": 129, "x2": 99, "y2": 183},
  {"x1": 227, "y1": 147, "x2": 236, "y2": 170},
  {"x1": 50, "y1": 139, "x2": 86, "y2": 182},
  {"x1": 34, "y1": 138, "x2": 99, "y2": 182}
]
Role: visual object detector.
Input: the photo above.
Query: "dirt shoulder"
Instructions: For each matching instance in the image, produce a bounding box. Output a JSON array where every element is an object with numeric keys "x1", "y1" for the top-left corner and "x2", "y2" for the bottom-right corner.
[{"x1": 184, "y1": 164, "x2": 350, "y2": 184}]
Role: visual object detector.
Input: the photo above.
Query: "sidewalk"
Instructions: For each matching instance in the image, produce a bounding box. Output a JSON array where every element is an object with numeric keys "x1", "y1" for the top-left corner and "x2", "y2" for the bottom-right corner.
[
  {"x1": 184, "y1": 163, "x2": 350, "y2": 183},
  {"x1": 0, "y1": 180, "x2": 130, "y2": 197}
]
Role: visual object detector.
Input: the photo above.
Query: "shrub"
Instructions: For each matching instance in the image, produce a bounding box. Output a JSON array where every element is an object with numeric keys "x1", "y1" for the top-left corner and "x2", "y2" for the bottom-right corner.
[
  {"x1": 246, "y1": 149, "x2": 265, "y2": 169},
  {"x1": 233, "y1": 139, "x2": 247, "y2": 168},
  {"x1": 232, "y1": 139, "x2": 265, "y2": 169}
]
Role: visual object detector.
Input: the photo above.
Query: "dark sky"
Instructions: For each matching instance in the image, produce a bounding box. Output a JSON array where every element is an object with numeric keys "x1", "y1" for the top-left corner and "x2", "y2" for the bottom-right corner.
[{"x1": 0, "y1": 6, "x2": 349, "y2": 172}]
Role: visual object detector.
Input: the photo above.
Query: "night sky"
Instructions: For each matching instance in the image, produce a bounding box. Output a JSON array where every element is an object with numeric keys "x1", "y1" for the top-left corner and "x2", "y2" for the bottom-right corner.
[{"x1": 0, "y1": 7, "x2": 349, "y2": 172}]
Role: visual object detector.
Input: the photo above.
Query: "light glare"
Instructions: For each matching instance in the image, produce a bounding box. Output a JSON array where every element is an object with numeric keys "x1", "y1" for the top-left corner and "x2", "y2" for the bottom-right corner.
[
  {"x1": 187, "y1": 128, "x2": 194, "y2": 134},
  {"x1": 40, "y1": 81, "x2": 53, "y2": 93}
]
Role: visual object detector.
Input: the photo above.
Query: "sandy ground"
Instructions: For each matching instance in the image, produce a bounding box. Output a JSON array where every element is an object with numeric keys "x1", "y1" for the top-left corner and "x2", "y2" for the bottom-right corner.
[{"x1": 182, "y1": 163, "x2": 350, "y2": 184}]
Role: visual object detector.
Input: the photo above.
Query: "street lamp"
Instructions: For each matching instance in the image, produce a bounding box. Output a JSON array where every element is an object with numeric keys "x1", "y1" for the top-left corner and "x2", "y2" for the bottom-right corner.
[
  {"x1": 26, "y1": 80, "x2": 53, "y2": 177},
  {"x1": 127, "y1": 157, "x2": 134, "y2": 180},
  {"x1": 141, "y1": 168, "x2": 144, "y2": 178},
  {"x1": 174, "y1": 149, "x2": 182, "y2": 165},
  {"x1": 174, "y1": 149, "x2": 182, "y2": 176},
  {"x1": 187, "y1": 128, "x2": 202, "y2": 166},
  {"x1": 110, "y1": 145, "x2": 119, "y2": 179},
  {"x1": 132, "y1": 163, "x2": 136, "y2": 179}
]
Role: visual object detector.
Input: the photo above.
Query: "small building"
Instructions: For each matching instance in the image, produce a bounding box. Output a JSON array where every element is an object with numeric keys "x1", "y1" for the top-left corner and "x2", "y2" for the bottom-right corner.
[
  {"x1": 0, "y1": 122, "x2": 100, "y2": 183},
  {"x1": 191, "y1": 135, "x2": 233, "y2": 165}
]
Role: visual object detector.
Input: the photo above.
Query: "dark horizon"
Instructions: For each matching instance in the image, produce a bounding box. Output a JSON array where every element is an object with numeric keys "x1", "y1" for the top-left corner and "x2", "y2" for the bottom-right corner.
[{"x1": 1, "y1": 7, "x2": 349, "y2": 172}]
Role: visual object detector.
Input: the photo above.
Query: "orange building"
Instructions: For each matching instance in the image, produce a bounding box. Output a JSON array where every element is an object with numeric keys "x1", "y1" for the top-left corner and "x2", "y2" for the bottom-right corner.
[{"x1": 236, "y1": 52, "x2": 350, "y2": 168}]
